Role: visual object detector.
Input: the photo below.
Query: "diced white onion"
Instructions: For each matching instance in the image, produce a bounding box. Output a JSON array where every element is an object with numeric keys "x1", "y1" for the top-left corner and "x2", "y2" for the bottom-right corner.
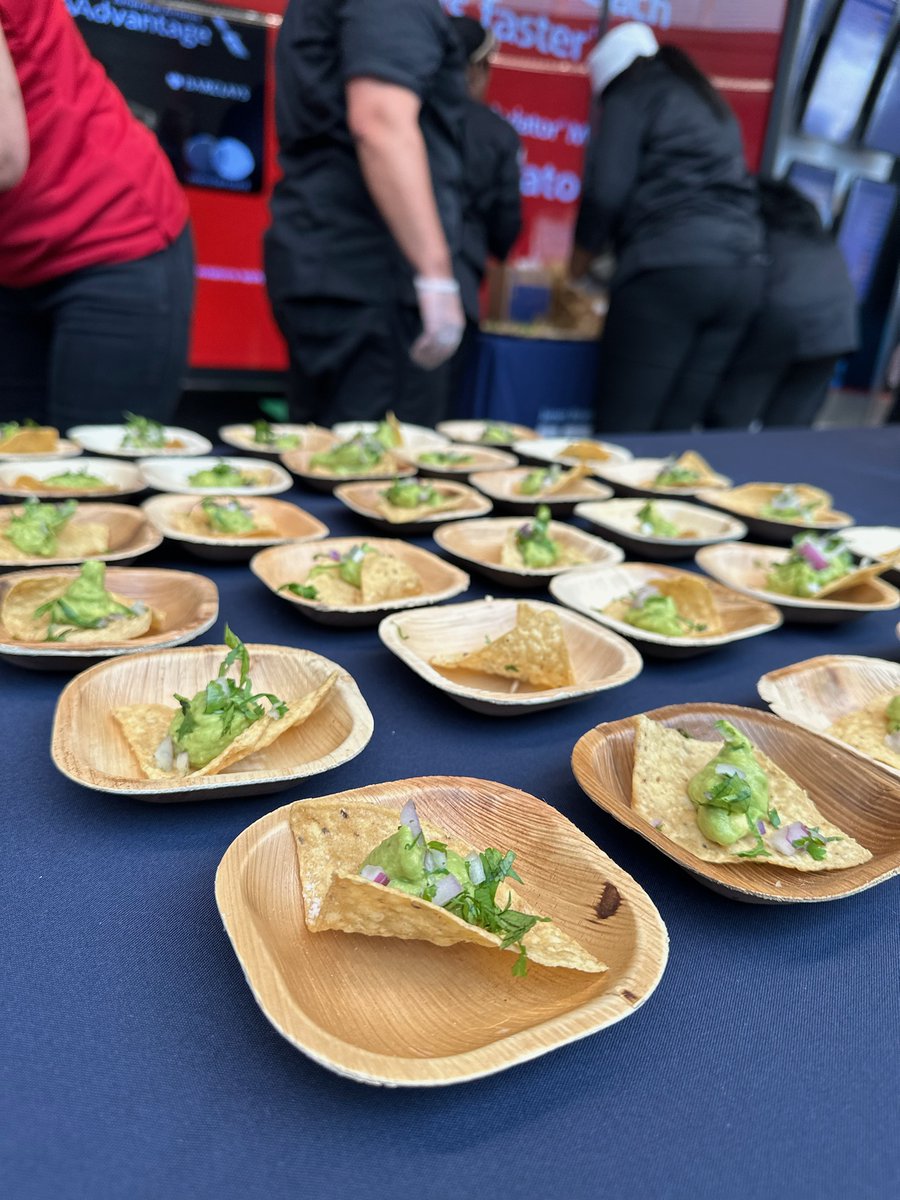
[
  {"x1": 175, "y1": 751, "x2": 190, "y2": 775},
  {"x1": 431, "y1": 875, "x2": 462, "y2": 906},
  {"x1": 400, "y1": 800, "x2": 422, "y2": 840},
  {"x1": 424, "y1": 848, "x2": 447, "y2": 873},
  {"x1": 153, "y1": 736, "x2": 174, "y2": 772}
]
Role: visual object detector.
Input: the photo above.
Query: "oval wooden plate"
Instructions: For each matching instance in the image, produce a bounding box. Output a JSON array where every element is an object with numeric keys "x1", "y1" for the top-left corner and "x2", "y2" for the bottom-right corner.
[
  {"x1": 0, "y1": 457, "x2": 145, "y2": 500},
  {"x1": 331, "y1": 420, "x2": 448, "y2": 452},
  {"x1": 378, "y1": 597, "x2": 642, "y2": 716},
  {"x1": 549, "y1": 562, "x2": 781, "y2": 658},
  {"x1": 51, "y1": 642, "x2": 373, "y2": 800},
  {"x1": 215, "y1": 775, "x2": 669, "y2": 1085},
  {"x1": 510, "y1": 436, "x2": 632, "y2": 469},
  {"x1": 0, "y1": 502, "x2": 162, "y2": 571},
  {"x1": 0, "y1": 438, "x2": 82, "y2": 462},
  {"x1": 593, "y1": 457, "x2": 731, "y2": 499},
  {"x1": 219, "y1": 423, "x2": 335, "y2": 458},
  {"x1": 251, "y1": 537, "x2": 470, "y2": 627},
  {"x1": 68, "y1": 424, "x2": 212, "y2": 458},
  {"x1": 436, "y1": 419, "x2": 539, "y2": 446},
  {"x1": 139, "y1": 456, "x2": 292, "y2": 497},
  {"x1": 695, "y1": 542, "x2": 900, "y2": 623},
  {"x1": 694, "y1": 485, "x2": 853, "y2": 544},
  {"x1": 280, "y1": 448, "x2": 416, "y2": 492},
  {"x1": 141, "y1": 494, "x2": 328, "y2": 561},
  {"x1": 0, "y1": 566, "x2": 218, "y2": 670},
  {"x1": 433, "y1": 516, "x2": 623, "y2": 589},
  {"x1": 407, "y1": 444, "x2": 518, "y2": 479},
  {"x1": 758, "y1": 654, "x2": 900, "y2": 783},
  {"x1": 572, "y1": 702, "x2": 900, "y2": 903},
  {"x1": 333, "y1": 478, "x2": 492, "y2": 534},
  {"x1": 469, "y1": 467, "x2": 613, "y2": 516},
  {"x1": 575, "y1": 498, "x2": 747, "y2": 560}
]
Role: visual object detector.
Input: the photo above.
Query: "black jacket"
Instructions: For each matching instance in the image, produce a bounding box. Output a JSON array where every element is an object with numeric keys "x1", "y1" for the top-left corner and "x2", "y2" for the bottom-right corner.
[
  {"x1": 457, "y1": 97, "x2": 522, "y2": 319},
  {"x1": 763, "y1": 227, "x2": 858, "y2": 359},
  {"x1": 575, "y1": 58, "x2": 764, "y2": 288}
]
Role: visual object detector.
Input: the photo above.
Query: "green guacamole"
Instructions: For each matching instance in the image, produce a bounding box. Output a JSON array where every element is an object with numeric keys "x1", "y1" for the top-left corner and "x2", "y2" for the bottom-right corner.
[
  {"x1": 515, "y1": 505, "x2": 559, "y2": 567},
  {"x1": 373, "y1": 419, "x2": 402, "y2": 450},
  {"x1": 201, "y1": 497, "x2": 257, "y2": 535},
  {"x1": 362, "y1": 824, "x2": 470, "y2": 898},
  {"x1": 687, "y1": 720, "x2": 770, "y2": 847},
  {"x1": 310, "y1": 435, "x2": 386, "y2": 475},
  {"x1": 120, "y1": 412, "x2": 167, "y2": 450},
  {"x1": 252, "y1": 420, "x2": 300, "y2": 450},
  {"x1": 310, "y1": 544, "x2": 372, "y2": 588},
  {"x1": 654, "y1": 461, "x2": 699, "y2": 487},
  {"x1": 418, "y1": 450, "x2": 474, "y2": 467},
  {"x1": 43, "y1": 469, "x2": 108, "y2": 489},
  {"x1": 0, "y1": 419, "x2": 38, "y2": 442},
  {"x1": 637, "y1": 501, "x2": 680, "y2": 539},
  {"x1": 5, "y1": 498, "x2": 76, "y2": 557},
  {"x1": 622, "y1": 588, "x2": 688, "y2": 637},
  {"x1": 480, "y1": 422, "x2": 514, "y2": 445},
  {"x1": 887, "y1": 695, "x2": 900, "y2": 735},
  {"x1": 34, "y1": 560, "x2": 136, "y2": 633},
  {"x1": 519, "y1": 465, "x2": 561, "y2": 496},
  {"x1": 382, "y1": 478, "x2": 440, "y2": 509},
  {"x1": 168, "y1": 627, "x2": 286, "y2": 770},
  {"x1": 758, "y1": 486, "x2": 815, "y2": 522},
  {"x1": 766, "y1": 534, "x2": 854, "y2": 597},
  {"x1": 188, "y1": 462, "x2": 257, "y2": 489}
]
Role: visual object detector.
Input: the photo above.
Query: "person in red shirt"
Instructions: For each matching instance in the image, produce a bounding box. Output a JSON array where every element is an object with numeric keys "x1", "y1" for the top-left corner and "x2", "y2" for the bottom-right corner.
[{"x1": 0, "y1": 0, "x2": 193, "y2": 427}]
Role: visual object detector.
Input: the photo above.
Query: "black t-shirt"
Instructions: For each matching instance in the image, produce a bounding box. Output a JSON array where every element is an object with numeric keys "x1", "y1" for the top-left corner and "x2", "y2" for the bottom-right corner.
[{"x1": 266, "y1": 0, "x2": 465, "y2": 305}]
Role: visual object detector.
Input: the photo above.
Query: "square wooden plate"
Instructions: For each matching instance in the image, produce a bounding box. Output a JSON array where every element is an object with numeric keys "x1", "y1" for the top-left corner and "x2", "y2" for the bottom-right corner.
[
  {"x1": 432, "y1": 516, "x2": 623, "y2": 588},
  {"x1": 549, "y1": 562, "x2": 781, "y2": 657},
  {"x1": 0, "y1": 566, "x2": 218, "y2": 670},
  {"x1": 218, "y1": 424, "x2": 335, "y2": 458},
  {"x1": 215, "y1": 776, "x2": 669, "y2": 1085},
  {"x1": 141, "y1": 494, "x2": 328, "y2": 561},
  {"x1": 593, "y1": 457, "x2": 731, "y2": 498},
  {"x1": 0, "y1": 502, "x2": 162, "y2": 571},
  {"x1": 574, "y1": 498, "x2": 747, "y2": 560},
  {"x1": 694, "y1": 485, "x2": 852, "y2": 544},
  {"x1": 378, "y1": 597, "x2": 642, "y2": 715},
  {"x1": 333, "y1": 478, "x2": 492, "y2": 534},
  {"x1": 67, "y1": 424, "x2": 212, "y2": 458},
  {"x1": 469, "y1": 467, "x2": 613, "y2": 516},
  {"x1": 250, "y1": 537, "x2": 470, "y2": 626},
  {"x1": 51, "y1": 642, "x2": 373, "y2": 800},
  {"x1": 571, "y1": 702, "x2": 900, "y2": 903},
  {"x1": 139, "y1": 456, "x2": 293, "y2": 497},
  {"x1": 0, "y1": 457, "x2": 145, "y2": 500},
  {"x1": 758, "y1": 654, "x2": 900, "y2": 783},
  {"x1": 695, "y1": 542, "x2": 900, "y2": 623}
]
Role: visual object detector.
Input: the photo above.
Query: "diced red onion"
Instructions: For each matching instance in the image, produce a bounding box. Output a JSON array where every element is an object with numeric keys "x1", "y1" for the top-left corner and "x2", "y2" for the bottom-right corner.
[
  {"x1": 154, "y1": 736, "x2": 174, "y2": 772},
  {"x1": 518, "y1": 523, "x2": 533, "y2": 537},
  {"x1": 400, "y1": 800, "x2": 422, "y2": 840},
  {"x1": 756, "y1": 819, "x2": 766, "y2": 836},
  {"x1": 328, "y1": 549, "x2": 341, "y2": 561},
  {"x1": 797, "y1": 540, "x2": 829, "y2": 571},
  {"x1": 360, "y1": 865, "x2": 389, "y2": 885},
  {"x1": 785, "y1": 820, "x2": 809, "y2": 843},
  {"x1": 466, "y1": 852, "x2": 485, "y2": 884},
  {"x1": 431, "y1": 875, "x2": 462, "y2": 906},
  {"x1": 885, "y1": 731, "x2": 900, "y2": 754},
  {"x1": 424, "y1": 848, "x2": 447, "y2": 873}
]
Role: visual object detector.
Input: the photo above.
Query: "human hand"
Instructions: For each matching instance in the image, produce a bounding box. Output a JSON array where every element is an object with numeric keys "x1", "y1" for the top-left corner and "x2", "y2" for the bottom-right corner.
[{"x1": 410, "y1": 277, "x2": 465, "y2": 369}]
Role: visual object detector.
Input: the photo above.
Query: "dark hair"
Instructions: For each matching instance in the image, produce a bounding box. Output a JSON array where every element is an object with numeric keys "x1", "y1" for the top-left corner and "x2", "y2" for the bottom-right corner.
[
  {"x1": 757, "y1": 178, "x2": 828, "y2": 239},
  {"x1": 656, "y1": 45, "x2": 730, "y2": 121}
]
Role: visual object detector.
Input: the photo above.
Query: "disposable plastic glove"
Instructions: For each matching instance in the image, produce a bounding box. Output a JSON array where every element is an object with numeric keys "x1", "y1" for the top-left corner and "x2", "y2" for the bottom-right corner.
[{"x1": 410, "y1": 276, "x2": 465, "y2": 369}]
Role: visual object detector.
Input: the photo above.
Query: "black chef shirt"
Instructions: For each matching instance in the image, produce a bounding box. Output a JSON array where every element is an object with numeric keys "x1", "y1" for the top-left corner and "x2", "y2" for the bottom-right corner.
[{"x1": 266, "y1": 0, "x2": 465, "y2": 307}]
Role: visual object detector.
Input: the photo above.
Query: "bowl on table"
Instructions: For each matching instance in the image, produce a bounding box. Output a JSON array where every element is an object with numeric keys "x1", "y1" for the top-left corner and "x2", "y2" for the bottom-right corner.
[
  {"x1": 139, "y1": 456, "x2": 293, "y2": 497},
  {"x1": 141, "y1": 494, "x2": 329, "y2": 561},
  {"x1": 0, "y1": 502, "x2": 162, "y2": 571},
  {"x1": 333, "y1": 478, "x2": 492, "y2": 535},
  {"x1": 511, "y1": 436, "x2": 632, "y2": 470},
  {"x1": 0, "y1": 457, "x2": 145, "y2": 501},
  {"x1": 68, "y1": 423, "x2": 211, "y2": 458},
  {"x1": 694, "y1": 483, "x2": 852, "y2": 545},
  {"x1": 592, "y1": 456, "x2": 731, "y2": 499},
  {"x1": 574, "y1": 498, "x2": 748, "y2": 559},
  {"x1": 469, "y1": 467, "x2": 613, "y2": 517},
  {"x1": 219, "y1": 423, "x2": 335, "y2": 458}
]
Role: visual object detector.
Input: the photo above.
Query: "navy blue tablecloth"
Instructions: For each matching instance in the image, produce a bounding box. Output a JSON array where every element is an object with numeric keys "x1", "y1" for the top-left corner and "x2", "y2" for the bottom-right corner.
[{"x1": 4, "y1": 428, "x2": 900, "y2": 1200}]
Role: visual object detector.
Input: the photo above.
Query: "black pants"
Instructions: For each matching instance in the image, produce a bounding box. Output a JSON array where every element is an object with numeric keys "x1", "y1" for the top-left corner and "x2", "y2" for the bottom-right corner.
[
  {"x1": 0, "y1": 226, "x2": 194, "y2": 427},
  {"x1": 447, "y1": 318, "x2": 480, "y2": 416},
  {"x1": 269, "y1": 295, "x2": 451, "y2": 426},
  {"x1": 595, "y1": 263, "x2": 766, "y2": 432}
]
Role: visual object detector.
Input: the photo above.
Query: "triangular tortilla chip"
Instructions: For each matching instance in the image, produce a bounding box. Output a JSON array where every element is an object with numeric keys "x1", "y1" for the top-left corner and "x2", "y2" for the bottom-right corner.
[
  {"x1": 1, "y1": 576, "x2": 153, "y2": 644},
  {"x1": 814, "y1": 561, "x2": 890, "y2": 597},
  {"x1": 716, "y1": 483, "x2": 833, "y2": 521},
  {"x1": 432, "y1": 603, "x2": 576, "y2": 689},
  {"x1": 0, "y1": 426, "x2": 58, "y2": 454},
  {"x1": 560, "y1": 440, "x2": 610, "y2": 463},
  {"x1": 359, "y1": 552, "x2": 422, "y2": 603},
  {"x1": 373, "y1": 488, "x2": 466, "y2": 524},
  {"x1": 646, "y1": 451, "x2": 724, "y2": 489},
  {"x1": 652, "y1": 576, "x2": 722, "y2": 634},
  {"x1": 631, "y1": 715, "x2": 870, "y2": 870},
  {"x1": 827, "y1": 695, "x2": 900, "y2": 773},
  {"x1": 290, "y1": 800, "x2": 606, "y2": 973},
  {"x1": 113, "y1": 672, "x2": 338, "y2": 779}
]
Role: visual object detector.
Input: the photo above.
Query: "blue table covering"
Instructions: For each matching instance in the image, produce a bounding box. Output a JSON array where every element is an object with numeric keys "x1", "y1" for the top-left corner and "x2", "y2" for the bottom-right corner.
[{"x1": 4, "y1": 427, "x2": 900, "y2": 1200}]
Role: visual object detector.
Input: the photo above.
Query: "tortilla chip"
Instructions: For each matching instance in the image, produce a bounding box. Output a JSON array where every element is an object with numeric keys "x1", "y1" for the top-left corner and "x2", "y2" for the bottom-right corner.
[
  {"x1": 290, "y1": 800, "x2": 606, "y2": 973},
  {"x1": 560, "y1": 439, "x2": 610, "y2": 463},
  {"x1": 499, "y1": 530, "x2": 586, "y2": 570},
  {"x1": 373, "y1": 488, "x2": 466, "y2": 524},
  {"x1": 814, "y1": 561, "x2": 890, "y2": 597},
  {"x1": 646, "y1": 451, "x2": 723, "y2": 489},
  {"x1": 385, "y1": 411, "x2": 403, "y2": 447},
  {"x1": 654, "y1": 576, "x2": 721, "y2": 633},
  {"x1": 307, "y1": 573, "x2": 361, "y2": 606},
  {"x1": 826, "y1": 695, "x2": 900, "y2": 773},
  {"x1": 359, "y1": 552, "x2": 423, "y2": 603},
  {"x1": 631, "y1": 715, "x2": 870, "y2": 870},
  {"x1": 0, "y1": 508, "x2": 109, "y2": 562},
  {"x1": 178, "y1": 500, "x2": 277, "y2": 539},
  {"x1": 431, "y1": 603, "x2": 576, "y2": 690},
  {"x1": 1, "y1": 577, "x2": 153, "y2": 643},
  {"x1": 515, "y1": 463, "x2": 592, "y2": 498},
  {"x1": 716, "y1": 483, "x2": 833, "y2": 521},
  {"x1": 113, "y1": 672, "x2": 338, "y2": 779},
  {"x1": 0, "y1": 426, "x2": 59, "y2": 454}
]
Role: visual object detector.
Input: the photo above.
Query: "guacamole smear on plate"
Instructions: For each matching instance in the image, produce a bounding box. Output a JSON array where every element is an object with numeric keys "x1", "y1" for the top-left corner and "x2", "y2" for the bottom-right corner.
[
  {"x1": 5, "y1": 498, "x2": 77, "y2": 557},
  {"x1": 310, "y1": 434, "x2": 388, "y2": 475},
  {"x1": 766, "y1": 533, "x2": 854, "y2": 597},
  {"x1": 252, "y1": 420, "x2": 300, "y2": 450},
  {"x1": 637, "y1": 502, "x2": 680, "y2": 539}
]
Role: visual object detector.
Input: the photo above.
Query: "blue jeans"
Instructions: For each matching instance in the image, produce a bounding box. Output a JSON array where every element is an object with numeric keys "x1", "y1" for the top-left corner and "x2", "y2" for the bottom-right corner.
[{"x1": 0, "y1": 225, "x2": 194, "y2": 427}]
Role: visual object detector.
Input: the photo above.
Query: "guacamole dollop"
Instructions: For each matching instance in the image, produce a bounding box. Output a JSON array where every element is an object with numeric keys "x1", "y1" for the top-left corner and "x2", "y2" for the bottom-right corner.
[
  {"x1": 519, "y1": 465, "x2": 561, "y2": 496},
  {"x1": 34, "y1": 560, "x2": 136, "y2": 633},
  {"x1": 167, "y1": 626, "x2": 286, "y2": 770},
  {"x1": 766, "y1": 534, "x2": 853, "y2": 597},
  {"x1": 0, "y1": 419, "x2": 38, "y2": 443},
  {"x1": 43, "y1": 469, "x2": 108, "y2": 489},
  {"x1": 382, "y1": 478, "x2": 440, "y2": 509},
  {"x1": 120, "y1": 412, "x2": 167, "y2": 450},
  {"x1": 201, "y1": 497, "x2": 257, "y2": 534},
  {"x1": 622, "y1": 586, "x2": 688, "y2": 637},
  {"x1": 418, "y1": 450, "x2": 473, "y2": 467},
  {"x1": 5, "y1": 498, "x2": 77, "y2": 557},
  {"x1": 654, "y1": 461, "x2": 699, "y2": 487},
  {"x1": 480, "y1": 422, "x2": 514, "y2": 445},
  {"x1": 252, "y1": 420, "x2": 300, "y2": 450},
  {"x1": 758, "y1": 486, "x2": 816, "y2": 522},
  {"x1": 188, "y1": 462, "x2": 257, "y2": 489},
  {"x1": 310, "y1": 434, "x2": 386, "y2": 475},
  {"x1": 362, "y1": 824, "x2": 470, "y2": 898},
  {"x1": 280, "y1": 544, "x2": 374, "y2": 599},
  {"x1": 637, "y1": 501, "x2": 680, "y2": 539},
  {"x1": 515, "y1": 505, "x2": 559, "y2": 568},
  {"x1": 887, "y1": 695, "x2": 900, "y2": 735},
  {"x1": 687, "y1": 720, "x2": 771, "y2": 847}
]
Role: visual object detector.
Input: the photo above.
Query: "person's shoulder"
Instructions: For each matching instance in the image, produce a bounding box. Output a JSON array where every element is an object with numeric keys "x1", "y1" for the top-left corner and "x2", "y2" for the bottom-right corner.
[{"x1": 468, "y1": 100, "x2": 520, "y2": 150}]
